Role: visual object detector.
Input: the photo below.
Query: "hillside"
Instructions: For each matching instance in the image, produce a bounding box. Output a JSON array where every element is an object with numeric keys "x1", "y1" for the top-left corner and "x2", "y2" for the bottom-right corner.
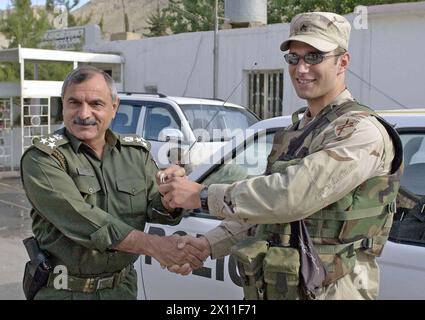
[
  {"x1": 0, "y1": 0, "x2": 169, "y2": 47},
  {"x1": 72, "y1": 0, "x2": 169, "y2": 39}
]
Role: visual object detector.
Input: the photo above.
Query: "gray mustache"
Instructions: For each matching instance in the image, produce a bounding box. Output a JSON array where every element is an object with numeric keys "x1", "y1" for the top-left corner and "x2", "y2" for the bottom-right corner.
[{"x1": 73, "y1": 117, "x2": 97, "y2": 126}]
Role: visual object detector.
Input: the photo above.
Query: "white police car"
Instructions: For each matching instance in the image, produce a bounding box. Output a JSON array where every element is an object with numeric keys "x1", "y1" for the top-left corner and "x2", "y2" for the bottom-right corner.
[
  {"x1": 136, "y1": 109, "x2": 425, "y2": 300},
  {"x1": 110, "y1": 93, "x2": 259, "y2": 172}
]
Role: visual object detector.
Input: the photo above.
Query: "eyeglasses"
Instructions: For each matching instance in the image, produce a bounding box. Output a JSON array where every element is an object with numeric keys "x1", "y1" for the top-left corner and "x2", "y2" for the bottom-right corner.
[{"x1": 284, "y1": 52, "x2": 344, "y2": 65}]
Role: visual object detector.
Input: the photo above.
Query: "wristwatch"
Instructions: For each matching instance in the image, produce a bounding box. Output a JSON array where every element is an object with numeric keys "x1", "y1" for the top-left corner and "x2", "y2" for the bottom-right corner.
[{"x1": 199, "y1": 185, "x2": 209, "y2": 210}]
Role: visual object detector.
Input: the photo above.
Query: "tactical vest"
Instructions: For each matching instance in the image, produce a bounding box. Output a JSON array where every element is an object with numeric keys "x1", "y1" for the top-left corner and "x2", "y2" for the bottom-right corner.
[{"x1": 231, "y1": 101, "x2": 403, "y2": 300}]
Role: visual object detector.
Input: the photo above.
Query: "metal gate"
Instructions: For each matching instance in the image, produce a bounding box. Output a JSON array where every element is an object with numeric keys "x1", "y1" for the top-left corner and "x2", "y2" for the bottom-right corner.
[{"x1": 21, "y1": 97, "x2": 51, "y2": 153}]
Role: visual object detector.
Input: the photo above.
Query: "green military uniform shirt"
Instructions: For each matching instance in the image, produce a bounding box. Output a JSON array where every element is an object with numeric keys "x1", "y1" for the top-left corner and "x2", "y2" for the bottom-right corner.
[{"x1": 21, "y1": 128, "x2": 181, "y2": 299}]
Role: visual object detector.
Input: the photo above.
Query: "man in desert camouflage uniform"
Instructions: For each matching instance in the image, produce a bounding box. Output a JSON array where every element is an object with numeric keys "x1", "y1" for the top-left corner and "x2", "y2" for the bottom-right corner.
[{"x1": 159, "y1": 12, "x2": 403, "y2": 299}]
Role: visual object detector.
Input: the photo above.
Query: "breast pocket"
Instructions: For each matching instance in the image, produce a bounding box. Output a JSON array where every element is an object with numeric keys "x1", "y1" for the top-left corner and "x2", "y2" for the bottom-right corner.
[
  {"x1": 116, "y1": 178, "x2": 147, "y2": 215},
  {"x1": 73, "y1": 175, "x2": 101, "y2": 202}
]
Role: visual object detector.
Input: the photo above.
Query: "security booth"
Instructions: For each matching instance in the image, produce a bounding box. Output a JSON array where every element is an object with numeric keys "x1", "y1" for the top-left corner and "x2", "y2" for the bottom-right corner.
[{"x1": 0, "y1": 46, "x2": 124, "y2": 176}]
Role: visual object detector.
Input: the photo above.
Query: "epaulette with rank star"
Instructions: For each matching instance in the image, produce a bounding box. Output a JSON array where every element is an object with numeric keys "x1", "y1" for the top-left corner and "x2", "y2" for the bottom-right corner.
[
  {"x1": 120, "y1": 134, "x2": 151, "y2": 152},
  {"x1": 32, "y1": 132, "x2": 69, "y2": 155}
]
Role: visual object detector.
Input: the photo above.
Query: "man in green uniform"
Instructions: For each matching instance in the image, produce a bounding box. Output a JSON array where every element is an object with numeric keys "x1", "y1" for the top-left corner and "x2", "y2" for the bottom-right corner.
[
  {"x1": 159, "y1": 12, "x2": 403, "y2": 299},
  {"x1": 20, "y1": 66, "x2": 204, "y2": 300}
]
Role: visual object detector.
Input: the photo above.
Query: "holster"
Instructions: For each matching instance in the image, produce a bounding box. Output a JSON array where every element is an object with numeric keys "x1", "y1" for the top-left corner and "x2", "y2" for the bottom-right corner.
[{"x1": 22, "y1": 237, "x2": 52, "y2": 300}]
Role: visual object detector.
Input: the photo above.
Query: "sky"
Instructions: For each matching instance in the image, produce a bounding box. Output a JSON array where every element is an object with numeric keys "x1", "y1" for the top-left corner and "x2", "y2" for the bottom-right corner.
[{"x1": 0, "y1": 0, "x2": 90, "y2": 11}]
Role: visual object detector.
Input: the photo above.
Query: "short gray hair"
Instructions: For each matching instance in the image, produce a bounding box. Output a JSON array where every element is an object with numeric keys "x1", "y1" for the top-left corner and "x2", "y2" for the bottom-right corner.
[{"x1": 61, "y1": 65, "x2": 118, "y2": 101}]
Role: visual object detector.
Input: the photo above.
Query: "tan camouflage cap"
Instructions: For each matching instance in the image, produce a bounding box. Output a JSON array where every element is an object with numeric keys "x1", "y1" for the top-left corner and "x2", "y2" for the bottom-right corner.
[{"x1": 280, "y1": 12, "x2": 351, "y2": 52}]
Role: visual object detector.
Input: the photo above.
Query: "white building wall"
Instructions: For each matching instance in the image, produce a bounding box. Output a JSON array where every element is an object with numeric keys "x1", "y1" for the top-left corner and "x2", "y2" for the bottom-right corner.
[
  {"x1": 88, "y1": 2, "x2": 425, "y2": 115},
  {"x1": 216, "y1": 23, "x2": 289, "y2": 107},
  {"x1": 368, "y1": 13, "x2": 425, "y2": 109},
  {"x1": 347, "y1": 6, "x2": 425, "y2": 110},
  {"x1": 95, "y1": 32, "x2": 215, "y2": 98}
]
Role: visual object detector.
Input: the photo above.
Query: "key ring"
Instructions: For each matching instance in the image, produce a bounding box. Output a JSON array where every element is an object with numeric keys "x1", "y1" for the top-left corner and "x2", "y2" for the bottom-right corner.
[{"x1": 159, "y1": 173, "x2": 166, "y2": 184}]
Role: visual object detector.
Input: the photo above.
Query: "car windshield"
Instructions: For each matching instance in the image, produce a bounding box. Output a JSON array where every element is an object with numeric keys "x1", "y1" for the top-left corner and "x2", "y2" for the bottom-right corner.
[
  {"x1": 181, "y1": 104, "x2": 258, "y2": 142},
  {"x1": 200, "y1": 129, "x2": 275, "y2": 185},
  {"x1": 110, "y1": 102, "x2": 141, "y2": 134}
]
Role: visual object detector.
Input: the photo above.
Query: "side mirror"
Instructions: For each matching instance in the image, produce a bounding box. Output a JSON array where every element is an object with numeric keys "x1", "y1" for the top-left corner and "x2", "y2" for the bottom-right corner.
[{"x1": 158, "y1": 128, "x2": 184, "y2": 142}]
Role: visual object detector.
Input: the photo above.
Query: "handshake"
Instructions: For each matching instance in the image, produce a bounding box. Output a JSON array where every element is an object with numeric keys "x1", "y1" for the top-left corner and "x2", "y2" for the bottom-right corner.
[{"x1": 154, "y1": 165, "x2": 210, "y2": 275}]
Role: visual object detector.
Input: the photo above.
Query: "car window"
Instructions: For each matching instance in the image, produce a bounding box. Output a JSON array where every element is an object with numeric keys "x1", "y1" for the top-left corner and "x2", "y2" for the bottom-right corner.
[
  {"x1": 181, "y1": 104, "x2": 258, "y2": 142},
  {"x1": 389, "y1": 130, "x2": 425, "y2": 247},
  {"x1": 201, "y1": 130, "x2": 275, "y2": 186},
  {"x1": 110, "y1": 102, "x2": 141, "y2": 134},
  {"x1": 399, "y1": 132, "x2": 425, "y2": 196},
  {"x1": 143, "y1": 103, "x2": 181, "y2": 141}
]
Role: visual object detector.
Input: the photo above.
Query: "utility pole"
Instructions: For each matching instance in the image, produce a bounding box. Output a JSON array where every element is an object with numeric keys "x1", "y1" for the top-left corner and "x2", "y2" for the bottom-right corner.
[
  {"x1": 213, "y1": 0, "x2": 219, "y2": 99},
  {"x1": 121, "y1": 0, "x2": 127, "y2": 32}
]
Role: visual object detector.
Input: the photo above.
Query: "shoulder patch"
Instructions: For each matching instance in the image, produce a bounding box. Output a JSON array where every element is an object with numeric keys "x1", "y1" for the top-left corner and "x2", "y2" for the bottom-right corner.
[
  {"x1": 32, "y1": 133, "x2": 69, "y2": 155},
  {"x1": 120, "y1": 134, "x2": 151, "y2": 152},
  {"x1": 333, "y1": 118, "x2": 360, "y2": 139}
]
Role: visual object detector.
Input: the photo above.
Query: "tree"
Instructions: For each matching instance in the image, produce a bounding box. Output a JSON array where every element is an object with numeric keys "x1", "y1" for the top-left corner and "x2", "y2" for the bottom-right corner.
[
  {"x1": 267, "y1": 0, "x2": 424, "y2": 23},
  {"x1": 162, "y1": 0, "x2": 224, "y2": 34},
  {"x1": 154, "y1": 0, "x2": 423, "y2": 35},
  {"x1": 0, "y1": 0, "x2": 51, "y2": 48},
  {"x1": 0, "y1": 63, "x2": 20, "y2": 82},
  {"x1": 144, "y1": 3, "x2": 169, "y2": 37},
  {"x1": 0, "y1": 1, "x2": 79, "y2": 82}
]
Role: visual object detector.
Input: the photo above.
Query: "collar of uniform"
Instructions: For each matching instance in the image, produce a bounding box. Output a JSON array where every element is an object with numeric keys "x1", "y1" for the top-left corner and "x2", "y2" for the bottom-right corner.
[
  {"x1": 64, "y1": 129, "x2": 83, "y2": 152},
  {"x1": 299, "y1": 109, "x2": 314, "y2": 129},
  {"x1": 300, "y1": 88, "x2": 354, "y2": 129},
  {"x1": 65, "y1": 128, "x2": 119, "y2": 153},
  {"x1": 105, "y1": 129, "x2": 119, "y2": 150},
  {"x1": 331, "y1": 88, "x2": 353, "y2": 107}
]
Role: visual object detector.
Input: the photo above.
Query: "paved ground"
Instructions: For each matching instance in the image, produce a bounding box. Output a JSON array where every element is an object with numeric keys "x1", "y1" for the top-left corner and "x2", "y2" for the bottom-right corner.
[{"x1": 0, "y1": 177, "x2": 32, "y2": 300}]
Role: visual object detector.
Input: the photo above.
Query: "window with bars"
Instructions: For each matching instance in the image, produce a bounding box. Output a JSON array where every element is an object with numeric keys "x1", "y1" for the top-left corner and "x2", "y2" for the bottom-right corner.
[{"x1": 247, "y1": 70, "x2": 283, "y2": 119}]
